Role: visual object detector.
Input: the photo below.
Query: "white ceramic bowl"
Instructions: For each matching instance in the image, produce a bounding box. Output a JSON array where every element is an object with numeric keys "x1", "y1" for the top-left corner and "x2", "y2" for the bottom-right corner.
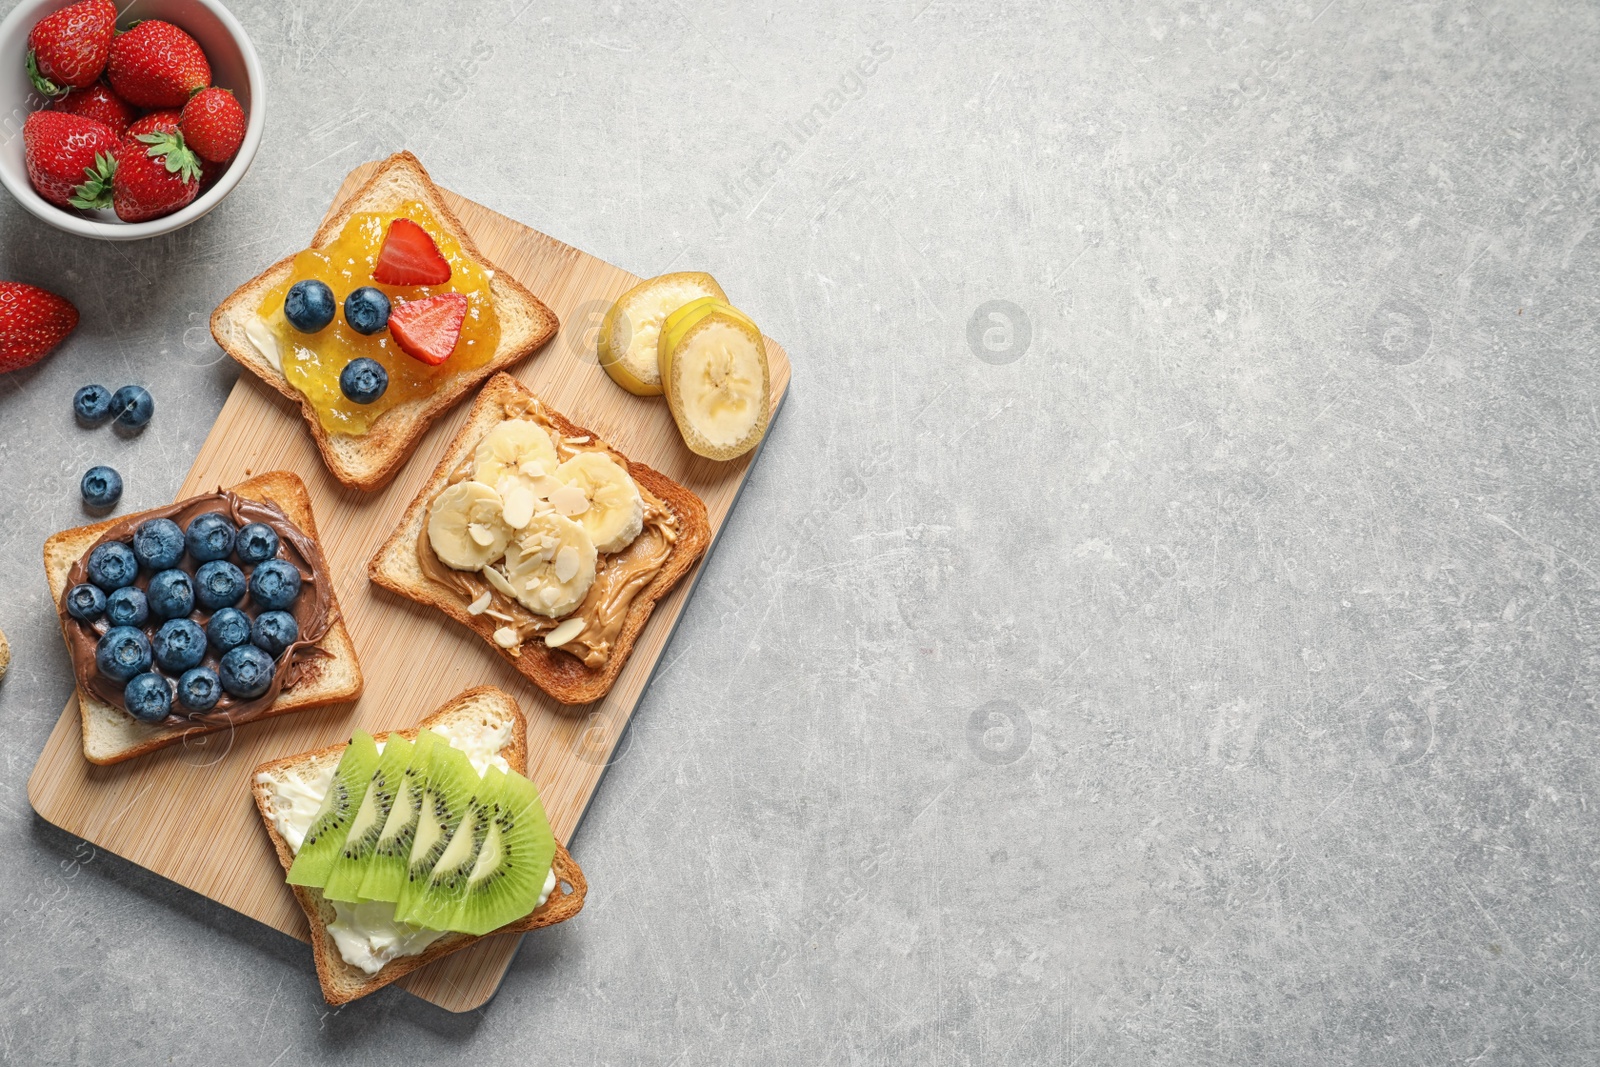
[{"x1": 0, "y1": 0, "x2": 263, "y2": 240}]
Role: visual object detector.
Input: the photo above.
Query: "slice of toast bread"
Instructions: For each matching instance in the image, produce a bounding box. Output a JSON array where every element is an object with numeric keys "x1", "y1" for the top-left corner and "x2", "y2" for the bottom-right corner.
[
  {"x1": 250, "y1": 686, "x2": 587, "y2": 1006},
  {"x1": 210, "y1": 152, "x2": 560, "y2": 492},
  {"x1": 43, "y1": 471, "x2": 363, "y2": 766},
  {"x1": 367, "y1": 373, "x2": 712, "y2": 705}
]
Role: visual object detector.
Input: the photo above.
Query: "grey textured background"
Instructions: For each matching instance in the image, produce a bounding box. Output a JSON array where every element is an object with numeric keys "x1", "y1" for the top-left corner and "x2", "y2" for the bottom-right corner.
[{"x1": 2, "y1": 0, "x2": 1598, "y2": 1063}]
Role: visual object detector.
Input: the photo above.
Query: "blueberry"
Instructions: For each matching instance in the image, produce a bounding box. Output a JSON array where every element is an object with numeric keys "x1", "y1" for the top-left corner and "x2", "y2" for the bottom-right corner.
[
  {"x1": 185, "y1": 512, "x2": 236, "y2": 562},
  {"x1": 65, "y1": 583, "x2": 106, "y2": 623},
  {"x1": 284, "y1": 279, "x2": 336, "y2": 333},
  {"x1": 176, "y1": 667, "x2": 222, "y2": 712},
  {"x1": 343, "y1": 286, "x2": 391, "y2": 335},
  {"x1": 251, "y1": 610, "x2": 300, "y2": 658},
  {"x1": 111, "y1": 386, "x2": 153, "y2": 432},
  {"x1": 86, "y1": 541, "x2": 138, "y2": 591},
  {"x1": 235, "y1": 522, "x2": 280, "y2": 565},
  {"x1": 74, "y1": 384, "x2": 113, "y2": 426},
  {"x1": 146, "y1": 568, "x2": 195, "y2": 620},
  {"x1": 219, "y1": 644, "x2": 275, "y2": 699},
  {"x1": 123, "y1": 672, "x2": 172, "y2": 722},
  {"x1": 205, "y1": 606, "x2": 252, "y2": 653},
  {"x1": 132, "y1": 517, "x2": 185, "y2": 570},
  {"x1": 194, "y1": 559, "x2": 246, "y2": 611},
  {"x1": 249, "y1": 559, "x2": 302, "y2": 611},
  {"x1": 81, "y1": 465, "x2": 123, "y2": 510},
  {"x1": 95, "y1": 626, "x2": 151, "y2": 683},
  {"x1": 151, "y1": 618, "x2": 206, "y2": 673},
  {"x1": 339, "y1": 357, "x2": 389, "y2": 405},
  {"x1": 104, "y1": 586, "x2": 149, "y2": 627}
]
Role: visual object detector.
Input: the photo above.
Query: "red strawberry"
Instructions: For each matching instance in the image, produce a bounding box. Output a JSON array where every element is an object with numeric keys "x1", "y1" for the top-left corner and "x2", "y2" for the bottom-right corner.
[
  {"x1": 372, "y1": 218, "x2": 452, "y2": 285},
  {"x1": 52, "y1": 80, "x2": 136, "y2": 137},
  {"x1": 106, "y1": 20, "x2": 210, "y2": 109},
  {"x1": 125, "y1": 108, "x2": 182, "y2": 140},
  {"x1": 26, "y1": 0, "x2": 117, "y2": 96},
  {"x1": 23, "y1": 111, "x2": 118, "y2": 210},
  {"x1": 179, "y1": 87, "x2": 245, "y2": 164},
  {"x1": 0, "y1": 283, "x2": 78, "y2": 373},
  {"x1": 112, "y1": 130, "x2": 201, "y2": 222},
  {"x1": 388, "y1": 293, "x2": 468, "y2": 365}
]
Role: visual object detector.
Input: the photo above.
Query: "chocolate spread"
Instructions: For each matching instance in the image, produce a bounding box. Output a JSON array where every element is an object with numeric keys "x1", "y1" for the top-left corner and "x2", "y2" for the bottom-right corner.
[
  {"x1": 416, "y1": 396, "x2": 678, "y2": 669},
  {"x1": 60, "y1": 490, "x2": 334, "y2": 727}
]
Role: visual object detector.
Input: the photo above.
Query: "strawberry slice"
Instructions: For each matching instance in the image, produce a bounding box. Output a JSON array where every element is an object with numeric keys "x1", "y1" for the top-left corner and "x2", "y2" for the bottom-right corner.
[
  {"x1": 388, "y1": 293, "x2": 468, "y2": 365},
  {"x1": 371, "y1": 218, "x2": 451, "y2": 285}
]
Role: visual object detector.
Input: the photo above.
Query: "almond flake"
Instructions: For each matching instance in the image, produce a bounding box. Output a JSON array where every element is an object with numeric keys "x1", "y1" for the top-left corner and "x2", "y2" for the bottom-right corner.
[
  {"x1": 554, "y1": 545, "x2": 580, "y2": 582},
  {"x1": 566, "y1": 436, "x2": 591, "y2": 445},
  {"x1": 481, "y1": 565, "x2": 518, "y2": 600},
  {"x1": 545, "y1": 617, "x2": 586, "y2": 648},
  {"x1": 467, "y1": 590, "x2": 492, "y2": 614},
  {"x1": 485, "y1": 609, "x2": 515, "y2": 622},
  {"x1": 468, "y1": 522, "x2": 495, "y2": 547},
  {"x1": 549, "y1": 485, "x2": 590, "y2": 517},
  {"x1": 493, "y1": 626, "x2": 519, "y2": 648},
  {"x1": 502, "y1": 487, "x2": 535, "y2": 529}
]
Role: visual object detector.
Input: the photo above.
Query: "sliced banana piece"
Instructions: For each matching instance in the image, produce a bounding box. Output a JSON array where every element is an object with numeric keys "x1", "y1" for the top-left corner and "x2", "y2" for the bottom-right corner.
[
  {"x1": 428, "y1": 482, "x2": 513, "y2": 570},
  {"x1": 659, "y1": 299, "x2": 771, "y2": 460},
  {"x1": 473, "y1": 419, "x2": 558, "y2": 490},
  {"x1": 490, "y1": 513, "x2": 597, "y2": 618},
  {"x1": 598, "y1": 272, "x2": 727, "y2": 396},
  {"x1": 552, "y1": 451, "x2": 645, "y2": 553}
]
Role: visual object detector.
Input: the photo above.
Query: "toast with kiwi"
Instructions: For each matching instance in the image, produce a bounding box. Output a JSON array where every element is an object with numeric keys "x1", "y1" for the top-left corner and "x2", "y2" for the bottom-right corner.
[
  {"x1": 368, "y1": 373, "x2": 712, "y2": 705},
  {"x1": 209, "y1": 151, "x2": 560, "y2": 491},
  {"x1": 251, "y1": 686, "x2": 587, "y2": 1006},
  {"x1": 43, "y1": 471, "x2": 362, "y2": 766}
]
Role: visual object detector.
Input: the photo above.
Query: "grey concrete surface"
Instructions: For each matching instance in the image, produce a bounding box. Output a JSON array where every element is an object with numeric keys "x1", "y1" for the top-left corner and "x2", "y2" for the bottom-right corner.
[{"x1": 2, "y1": 0, "x2": 1598, "y2": 1062}]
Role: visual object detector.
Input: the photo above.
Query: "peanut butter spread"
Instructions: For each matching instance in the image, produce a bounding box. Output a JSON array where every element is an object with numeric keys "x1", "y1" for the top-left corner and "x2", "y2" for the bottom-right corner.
[{"x1": 416, "y1": 396, "x2": 678, "y2": 668}]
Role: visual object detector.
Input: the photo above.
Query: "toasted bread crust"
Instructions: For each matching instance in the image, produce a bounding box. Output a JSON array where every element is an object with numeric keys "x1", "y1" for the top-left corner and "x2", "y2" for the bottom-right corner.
[
  {"x1": 209, "y1": 152, "x2": 560, "y2": 491},
  {"x1": 42, "y1": 471, "x2": 363, "y2": 765},
  {"x1": 367, "y1": 373, "x2": 712, "y2": 705},
  {"x1": 249, "y1": 686, "x2": 586, "y2": 1006}
]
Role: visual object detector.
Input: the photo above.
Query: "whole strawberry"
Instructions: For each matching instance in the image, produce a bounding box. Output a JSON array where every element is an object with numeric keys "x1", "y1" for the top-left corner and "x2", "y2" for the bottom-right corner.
[
  {"x1": 179, "y1": 87, "x2": 245, "y2": 163},
  {"x1": 113, "y1": 130, "x2": 202, "y2": 222},
  {"x1": 27, "y1": 0, "x2": 117, "y2": 96},
  {"x1": 106, "y1": 20, "x2": 210, "y2": 109},
  {"x1": 23, "y1": 111, "x2": 118, "y2": 210},
  {"x1": 0, "y1": 283, "x2": 78, "y2": 374},
  {"x1": 52, "y1": 80, "x2": 136, "y2": 137},
  {"x1": 125, "y1": 108, "x2": 182, "y2": 140}
]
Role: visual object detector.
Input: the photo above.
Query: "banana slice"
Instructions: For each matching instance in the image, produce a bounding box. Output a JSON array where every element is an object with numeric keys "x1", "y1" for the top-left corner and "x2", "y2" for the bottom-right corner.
[
  {"x1": 490, "y1": 513, "x2": 597, "y2": 617},
  {"x1": 428, "y1": 482, "x2": 513, "y2": 570},
  {"x1": 598, "y1": 272, "x2": 727, "y2": 396},
  {"x1": 552, "y1": 451, "x2": 645, "y2": 553},
  {"x1": 472, "y1": 419, "x2": 560, "y2": 529},
  {"x1": 658, "y1": 299, "x2": 771, "y2": 460}
]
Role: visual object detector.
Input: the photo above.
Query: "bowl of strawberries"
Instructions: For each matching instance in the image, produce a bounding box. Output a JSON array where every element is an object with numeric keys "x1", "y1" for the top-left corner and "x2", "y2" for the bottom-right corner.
[{"x1": 0, "y1": 0, "x2": 263, "y2": 240}]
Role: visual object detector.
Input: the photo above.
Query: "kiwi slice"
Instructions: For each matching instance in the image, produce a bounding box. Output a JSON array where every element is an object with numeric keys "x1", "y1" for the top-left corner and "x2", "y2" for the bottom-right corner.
[
  {"x1": 286, "y1": 730, "x2": 380, "y2": 888},
  {"x1": 321, "y1": 734, "x2": 414, "y2": 903},
  {"x1": 392, "y1": 741, "x2": 479, "y2": 921},
  {"x1": 450, "y1": 768, "x2": 557, "y2": 936},
  {"x1": 355, "y1": 728, "x2": 441, "y2": 903},
  {"x1": 397, "y1": 768, "x2": 504, "y2": 929}
]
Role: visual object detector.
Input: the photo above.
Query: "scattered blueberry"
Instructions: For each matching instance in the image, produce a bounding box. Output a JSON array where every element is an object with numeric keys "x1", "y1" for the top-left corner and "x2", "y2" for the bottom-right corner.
[
  {"x1": 194, "y1": 559, "x2": 246, "y2": 611},
  {"x1": 249, "y1": 559, "x2": 302, "y2": 611},
  {"x1": 95, "y1": 626, "x2": 151, "y2": 683},
  {"x1": 65, "y1": 583, "x2": 106, "y2": 623},
  {"x1": 343, "y1": 286, "x2": 391, "y2": 335},
  {"x1": 86, "y1": 541, "x2": 138, "y2": 591},
  {"x1": 81, "y1": 465, "x2": 123, "y2": 510},
  {"x1": 74, "y1": 384, "x2": 113, "y2": 426},
  {"x1": 131, "y1": 518, "x2": 186, "y2": 570},
  {"x1": 235, "y1": 522, "x2": 280, "y2": 565},
  {"x1": 176, "y1": 667, "x2": 222, "y2": 712},
  {"x1": 219, "y1": 644, "x2": 275, "y2": 699},
  {"x1": 185, "y1": 512, "x2": 236, "y2": 562},
  {"x1": 111, "y1": 385, "x2": 154, "y2": 432},
  {"x1": 205, "y1": 606, "x2": 252, "y2": 653},
  {"x1": 251, "y1": 611, "x2": 300, "y2": 658},
  {"x1": 151, "y1": 618, "x2": 207, "y2": 673},
  {"x1": 146, "y1": 568, "x2": 195, "y2": 620},
  {"x1": 339, "y1": 357, "x2": 389, "y2": 404},
  {"x1": 104, "y1": 586, "x2": 149, "y2": 627},
  {"x1": 285, "y1": 279, "x2": 337, "y2": 333},
  {"x1": 123, "y1": 672, "x2": 172, "y2": 722}
]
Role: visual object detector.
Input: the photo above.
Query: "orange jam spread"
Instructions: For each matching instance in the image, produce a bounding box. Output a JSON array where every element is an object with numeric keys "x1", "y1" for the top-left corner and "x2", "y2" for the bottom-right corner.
[{"x1": 257, "y1": 201, "x2": 499, "y2": 435}]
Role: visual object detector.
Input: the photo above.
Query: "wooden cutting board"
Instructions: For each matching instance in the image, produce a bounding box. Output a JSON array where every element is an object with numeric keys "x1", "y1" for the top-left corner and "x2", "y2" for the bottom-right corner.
[{"x1": 26, "y1": 159, "x2": 790, "y2": 1012}]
